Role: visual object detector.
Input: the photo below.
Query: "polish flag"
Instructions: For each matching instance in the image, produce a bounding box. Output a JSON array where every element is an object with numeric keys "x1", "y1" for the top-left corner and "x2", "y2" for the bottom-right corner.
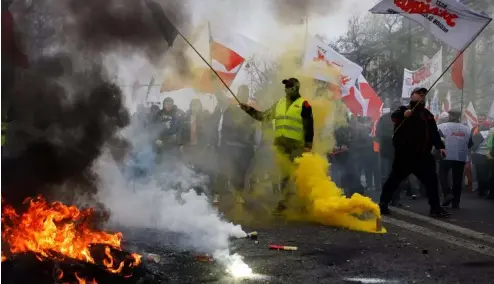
[
  {"x1": 358, "y1": 75, "x2": 383, "y2": 122},
  {"x1": 342, "y1": 86, "x2": 368, "y2": 116},
  {"x1": 441, "y1": 91, "x2": 452, "y2": 112},
  {"x1": 194, "y1": 24, "x2": 262, "y2": 94},
  {"x1": 464, "y1": 101, "x2": 478, "y2": 129},
  {"x1": 451, "y1": 52, "x2": 464, "y2": 89},
  {"x1": 161, "y1": 24, "x2": 260, "y2": 93}
]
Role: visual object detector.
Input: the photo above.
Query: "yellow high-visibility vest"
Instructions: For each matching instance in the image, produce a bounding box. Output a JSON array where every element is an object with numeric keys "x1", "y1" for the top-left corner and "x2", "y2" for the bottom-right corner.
[{"x1": 274, "y1": 97, "x2": 304, "y2": 141}]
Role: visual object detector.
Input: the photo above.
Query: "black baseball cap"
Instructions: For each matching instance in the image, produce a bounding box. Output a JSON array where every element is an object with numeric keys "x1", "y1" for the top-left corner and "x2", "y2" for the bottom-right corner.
[
  {"x1": 163, "y1": 97, "x2": 174, "y2": 104},
  {"x1": 282, "y1": 78, "x2": 300, "y2": 88},
  {"x1": 411, "y1": 87, "x2": 428, "y2": 95}
]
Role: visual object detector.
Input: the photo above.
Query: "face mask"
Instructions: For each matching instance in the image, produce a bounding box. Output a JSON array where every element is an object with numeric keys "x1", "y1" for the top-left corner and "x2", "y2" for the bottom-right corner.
[{"x1": 285, "y1": 86, "x2": 297, "y2": 96}]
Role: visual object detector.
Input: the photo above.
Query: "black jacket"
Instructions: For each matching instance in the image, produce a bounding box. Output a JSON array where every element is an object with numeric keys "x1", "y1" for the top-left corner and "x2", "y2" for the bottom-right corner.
[
  {"x1": 154, "y1": 105, "x2": 183, "y2": 143},
  {"x1": 211, "y1": 105, "x2": 256, "y2": 147},
  {"x1": 391, "y1": 106, "x2": 444, "y2": 158},
  {"x1": 179, "y1": 110, "x2": 211, "y2": 146},
  {"x1": 376, "y1": 112, "x2": 394, "y2": 159}
]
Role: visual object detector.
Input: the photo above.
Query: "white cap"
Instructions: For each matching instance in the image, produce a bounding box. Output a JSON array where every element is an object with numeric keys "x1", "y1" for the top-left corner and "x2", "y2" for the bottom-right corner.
[{"x1": 439, "y1": 112, "x2": 449, "y2": 120}]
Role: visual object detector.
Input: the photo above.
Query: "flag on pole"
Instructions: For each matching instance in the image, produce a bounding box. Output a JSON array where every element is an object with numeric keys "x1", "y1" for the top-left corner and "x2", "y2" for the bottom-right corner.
[
  {"x1": 357, "y1": 75, "x2": 383, "y2": 122},
  {"x1": 430, "y1": 90, "x2": 440, "y2": 117},
  {"x1": 301, "y1": 35, "x2": 361, "y2": 92},
  {"x1": 451, "y1": 52, "x2": 464, "y2": 89},
  {"x1": 160, "y1": 24, "x2": 261, "y2": 93},
  {"x1": 369, "y1": 0, "x2": 492, "y2": 51},
  {"x1": 342, "y1": 86, "x2": 368, "y2": 116},
  {"x1": 442, "y1": 91, "x2": 452, "y2": 112},
  {"x1": 145, "y1": 0, "x2": 179, "y2": 47},
  {"x1": 464, "y1": 101, "x2": 478, "y2": 129}
]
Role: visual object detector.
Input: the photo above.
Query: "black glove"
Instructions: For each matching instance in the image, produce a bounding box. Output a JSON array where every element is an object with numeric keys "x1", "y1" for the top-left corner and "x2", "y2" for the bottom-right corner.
[{"x1": 239, "y1": 103, "x2": 252, "y2": 112}]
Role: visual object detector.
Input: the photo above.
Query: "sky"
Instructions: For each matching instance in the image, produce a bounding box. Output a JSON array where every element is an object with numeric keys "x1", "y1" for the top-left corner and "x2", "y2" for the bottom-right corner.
[{"x1": 123, "y1": 0, "x2": 377, "y2": 113}]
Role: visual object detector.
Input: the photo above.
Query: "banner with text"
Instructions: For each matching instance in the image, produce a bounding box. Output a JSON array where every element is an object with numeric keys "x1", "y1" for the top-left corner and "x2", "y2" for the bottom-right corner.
[
  {"x1": 401, "y1": 48, "x2": 443, "y2": 98},
  {"x1": 370, "y1": 0, "x2": 492, "y2": 51},
  {"x1": 301, "y1": 35, "x2": 362, "y2": 92}
]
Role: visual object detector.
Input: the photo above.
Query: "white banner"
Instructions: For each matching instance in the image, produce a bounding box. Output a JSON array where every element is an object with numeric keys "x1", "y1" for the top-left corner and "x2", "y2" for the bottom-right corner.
[
  {"x1": 301, "y1": 35, "x2": 363, "y2": 92},
  {"x1": 370, "y1": 0, "x2": 492, "y2": 51},
  {"x1": 401, "y1": 48, "x2": 443, "y2": 98}
]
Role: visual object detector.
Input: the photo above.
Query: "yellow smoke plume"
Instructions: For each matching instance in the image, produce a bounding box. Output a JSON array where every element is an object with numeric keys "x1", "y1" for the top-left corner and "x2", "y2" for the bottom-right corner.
[{"x1": 289, "y1": 153, "x2": 385, "y2": 233}]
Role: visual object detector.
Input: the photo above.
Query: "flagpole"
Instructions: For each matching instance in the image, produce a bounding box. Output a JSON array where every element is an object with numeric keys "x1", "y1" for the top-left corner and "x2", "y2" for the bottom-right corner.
[
  {"x1": 145, "y1": 0, "x2": 241, "y2": 104},
  {"x1": 394, "y1": 18, "x2": 492, "y2": 135}
]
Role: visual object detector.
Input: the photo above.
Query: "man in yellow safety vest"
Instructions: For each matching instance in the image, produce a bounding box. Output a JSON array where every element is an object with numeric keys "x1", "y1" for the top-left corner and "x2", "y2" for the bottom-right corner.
[{"x1": 240, "y1": 77, "x2": 314, "y2": 213}]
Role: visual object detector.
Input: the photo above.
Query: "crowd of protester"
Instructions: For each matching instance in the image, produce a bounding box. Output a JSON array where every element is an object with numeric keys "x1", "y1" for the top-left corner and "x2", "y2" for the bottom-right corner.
[{"x1": 123, "y1": 85, "x2": 494, "y2": 211}]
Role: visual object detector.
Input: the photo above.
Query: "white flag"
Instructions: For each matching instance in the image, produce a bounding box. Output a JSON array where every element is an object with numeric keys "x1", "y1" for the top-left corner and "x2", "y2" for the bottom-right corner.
[
  {"x1": 464, "y1": 101, "x2": 478, "y2": 129},
  {"x1": 370, "y1": 0, "x2": 492, "y2": 51},
  {"x1": 401, "y1": 48, "x2": 443, "y2": 98},
  {"x1": 301, "y1": 35, "x2": 362, "y2": 92}
]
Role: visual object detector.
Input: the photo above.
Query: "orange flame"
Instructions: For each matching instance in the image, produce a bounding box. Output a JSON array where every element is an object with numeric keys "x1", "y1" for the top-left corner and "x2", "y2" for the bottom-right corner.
[
  {"x1": 1, "y1": 195, "x2": 140, "y2": 274},
  {"x1": 75, "y1": 272, "x2": 98, "y2": 284}
]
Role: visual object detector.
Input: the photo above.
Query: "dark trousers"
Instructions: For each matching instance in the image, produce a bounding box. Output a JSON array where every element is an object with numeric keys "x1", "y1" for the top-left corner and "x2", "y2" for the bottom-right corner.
[
  {"x1": 472, "y1": 154, "x2": 491, "y2": 195},
  {"x1": 216, "y1": 145, "x2": 254, "y2": 193},
  {"x1": 439, "y1": 160, "x2": 465, "y2": 205},
  {"x1": 380, "y1": 154, "x2": 441, "y2": 209}
]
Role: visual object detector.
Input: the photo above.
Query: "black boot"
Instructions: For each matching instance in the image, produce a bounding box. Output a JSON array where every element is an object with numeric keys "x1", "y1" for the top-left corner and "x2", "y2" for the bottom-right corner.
[
  {"x1": 429, "y1": 207, "x2": 451, "y2": 218},
  {"x1": 379, "y1": 204, "x2": 391, "y2": 215}
]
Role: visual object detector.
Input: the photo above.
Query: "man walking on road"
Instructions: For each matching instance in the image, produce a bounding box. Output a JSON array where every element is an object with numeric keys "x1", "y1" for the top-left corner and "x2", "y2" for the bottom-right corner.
[
  {"x1": 379, "y1": 87, "x2": 450, "y2": 218},
  {"x1": 438, "y1": 110, "x2": 473, "y2": 208}
]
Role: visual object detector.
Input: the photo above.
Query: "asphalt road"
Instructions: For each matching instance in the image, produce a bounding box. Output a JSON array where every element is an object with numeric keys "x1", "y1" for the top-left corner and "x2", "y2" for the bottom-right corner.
[{"x1": 123, "y1": 204, "x2": 494, "y2": 284}]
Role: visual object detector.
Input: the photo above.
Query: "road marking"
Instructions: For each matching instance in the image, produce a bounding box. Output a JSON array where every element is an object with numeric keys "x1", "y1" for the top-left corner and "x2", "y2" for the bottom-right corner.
[
  {"x1": 382, "y1": 217, "x2": 494, "y2": 257},
  {"x1": 390, "y1": 207, "x2": 494, "y2": 246}
]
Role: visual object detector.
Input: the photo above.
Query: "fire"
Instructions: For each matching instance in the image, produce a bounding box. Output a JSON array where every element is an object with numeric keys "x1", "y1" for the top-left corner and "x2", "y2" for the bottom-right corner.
[
  {"x1": 1, "y1": 195, "x2": 141, "y2": 275},
  {"x1": 75, "y1": 272, "x2": 98, "y2": 284}
]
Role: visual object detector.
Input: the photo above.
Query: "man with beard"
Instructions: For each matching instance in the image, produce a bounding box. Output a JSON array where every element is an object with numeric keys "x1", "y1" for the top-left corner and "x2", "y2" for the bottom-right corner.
[
  {"x1": 379, "y1": 87, "x2": 450, "y2": 217},
  {"x1": 155, "y1": 97, "x2": 183, "y2": 155},
  {"x1": 240, "y1": 78, "x2": 314, "y2": 214}
]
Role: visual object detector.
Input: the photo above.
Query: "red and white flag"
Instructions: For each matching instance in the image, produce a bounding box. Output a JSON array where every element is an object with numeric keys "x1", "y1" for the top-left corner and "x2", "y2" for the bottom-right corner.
[
  {"x1": 358, "y1": 75, "x2": 383, "y2": 122},
  {"x1": 464, "y1": 101, "x2": 478, "y2": 129},
  {"x1": 161, "y1": 24, "x2": 260, "y2": 93},
  {"x1": 301, "y1": 35, "x2": 362, "y2": 93},
  {"x1": 342, "y1": 86, "x2": 368, "y2": 117},
  {"x1": 370, "y1": 0, "x2": 492, "y2": 51},
  {"x1": 442, "y1": 91, "x2": 452, "y2": 112},
  {"x1": 451, "y1": 52, "x2": 465, "y2": 89}
]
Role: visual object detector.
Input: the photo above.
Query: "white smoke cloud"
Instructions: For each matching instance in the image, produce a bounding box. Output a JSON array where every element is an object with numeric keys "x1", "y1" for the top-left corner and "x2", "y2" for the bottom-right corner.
[{"x1": 95, "y1": 151, "x2": 246, "y2": 253}]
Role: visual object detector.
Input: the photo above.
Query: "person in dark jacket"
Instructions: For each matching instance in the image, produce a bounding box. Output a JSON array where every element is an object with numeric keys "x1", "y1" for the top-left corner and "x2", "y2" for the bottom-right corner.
[
  {"x1": 330, "y1": 114, "x2": 365, "y2": 196},
  {"x1": 212, "y1": 85, "x2": 256, "y2": 204},
  {"x1": 470, "y1": 114, "x2": 493, "y2": 197},
  {"x1": 155, "y1": 97, "x2": 183, "y2": 154},
  {"x1": 379, "y1": 87, "x2": 450, "y2": 217}
]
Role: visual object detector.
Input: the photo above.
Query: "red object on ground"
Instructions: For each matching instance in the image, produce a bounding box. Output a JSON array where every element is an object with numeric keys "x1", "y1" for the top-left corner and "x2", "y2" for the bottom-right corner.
[{"x1": 268, "y1": 245, "x2": 298, "y2": 251}]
